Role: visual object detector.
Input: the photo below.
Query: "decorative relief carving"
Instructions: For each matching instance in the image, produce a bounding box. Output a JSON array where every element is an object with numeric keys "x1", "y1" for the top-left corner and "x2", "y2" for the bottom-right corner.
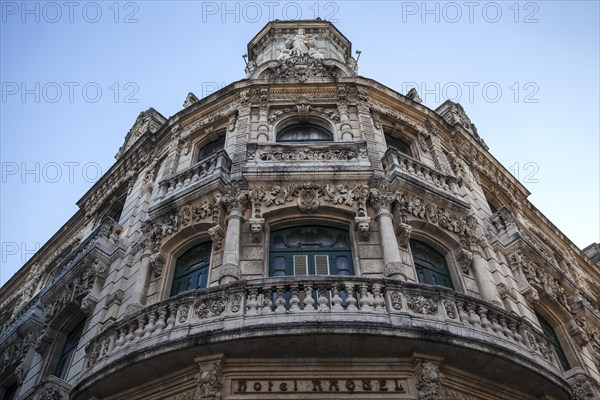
[
  {"x1": 39, "y1": 387, "x2": 66, "y2": 400},
  {"x1": 258, "y1": 147, "x2": 360, "y2": 161},
  {"x1": 512, "y1": 250, "x2": 573, "y2": 312},
  {"x1": 197, "y1": 358, "x2": 224, "y2": 400},
  {"x1": 355, "y1": 216, "x2": 371, "y2": 241},
  {"x1": 43, "y1": 260, "x2": 107, "y2": 323},
  {"x1": 264, "y1": 56, "x2": 340, "y2": 82},
  {"x1": 407, "y1": 295, "x2": 439, "y2": 315},
  {"x1": 249, "y1": 217, "x2": 265, "y2": 243},
  {"x1": 570, "y1": 376, "x2": 596, "y2": 400},
  {"x1": 444, "y1": 301, "x2": 457, "y2": 319},
  {"x1": 195, "y1": 296, "x2": 227, "y2": 319},
  {"x1": 457, "y1": 250, "x2": 473, "y2": 274},
  {"x1": 208, "y1": 225, "x2": 225, "y2": 250},
  {"x1": 389, "y1": 292, "x2": 403, "y2": 310},
  {"x1": 415, "y1": 360, "x2": 445, "y2": 400}
]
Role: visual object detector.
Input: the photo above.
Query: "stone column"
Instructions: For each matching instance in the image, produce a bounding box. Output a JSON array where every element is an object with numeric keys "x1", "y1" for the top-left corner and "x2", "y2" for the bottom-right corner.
[
  {"x1": 220, "y1": 207, "x2": 243, "y2": 284},
  {"x1": 376, "y1": 205, "x2": 407, "y2": 280},
  {"x1": 471, "y1": 245, "x2": 500, "y2": 304},
  {"x1": 128, "y1": 252, "x2": 152, "y2": 309}
]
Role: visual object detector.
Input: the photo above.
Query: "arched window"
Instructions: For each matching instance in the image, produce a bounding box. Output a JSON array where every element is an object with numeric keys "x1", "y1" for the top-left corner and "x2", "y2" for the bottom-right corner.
[
  {"x1": 385, "y1": 134, "x2": 412, "y2": 157},
  {"x1": 170, "y1": 242, "x2": 212, "y2": 296},
  {"x1": 197, "y1": 136, "x2": 225, "y2": 162},
  {"x1": 276, "y1": 123, "x2": 333, "y2": 142},
  {"x1": 269, "y1": 226, "x2": 353, "y2": 276},
  {"x1": 54, "y1": 318, "x2": 86, "y2": 380},
  {"x1": 536, "y1": 313, "x2": 571, "y2": 371},
  {"x1": 410, "y1": 240, "x2": 454, "y2": 289}
]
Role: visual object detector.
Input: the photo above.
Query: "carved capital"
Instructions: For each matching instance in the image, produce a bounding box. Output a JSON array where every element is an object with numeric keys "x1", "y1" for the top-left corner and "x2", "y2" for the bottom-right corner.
[
  {"x1": 220, "y1": 263, "x2": 241, "y2": 284},
  {"x1": 149, "y1": 252, "x2": 166, "y2": 277},
  {"x1": 80, "y1": 294, "x2": 98, "y2": 316},
  {"x1": 383, "y1": 262, "x2": 407, "y2": 279},
  {"x1": 457, "y1": 249, "x2": 473, "y2": 274},
  {"x1": 208, "y1": 225, "x2": 225, "y2": 250}
]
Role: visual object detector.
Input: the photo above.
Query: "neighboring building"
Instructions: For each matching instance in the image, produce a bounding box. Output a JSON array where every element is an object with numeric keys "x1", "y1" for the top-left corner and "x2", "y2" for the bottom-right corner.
[{"x1": 1, "y1": 19, "x2": 599, "y2": 400}]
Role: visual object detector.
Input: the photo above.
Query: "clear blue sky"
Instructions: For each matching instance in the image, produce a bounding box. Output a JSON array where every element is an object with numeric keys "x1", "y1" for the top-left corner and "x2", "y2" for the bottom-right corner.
[{"x1": 1, "y1": 1, "x2": 599, "y2": 286}]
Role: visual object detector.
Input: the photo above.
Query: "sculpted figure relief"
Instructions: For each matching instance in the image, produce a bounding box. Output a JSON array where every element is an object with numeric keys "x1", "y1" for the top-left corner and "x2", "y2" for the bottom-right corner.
[{"x1": 279, "y1": 28, "x2": 325, "y2": 60}]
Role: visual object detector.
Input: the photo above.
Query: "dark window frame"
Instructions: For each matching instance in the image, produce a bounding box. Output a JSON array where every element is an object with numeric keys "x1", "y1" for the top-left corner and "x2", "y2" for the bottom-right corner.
[
  {"x1": 536, "y1": 312, "x2": 571, "y2": 371},
  {"x1": 410, "y1": 239, "x2": 454, "y2": 289},
  {"x1": 170, "y1": 242, "x2": 212, "y2": 296},
  {"x1": 197, "y1": 136, "x2": 225, "y2": 162},
  {"x1": 269, "y1": 226, "x2": 354, "y2": 277},
  {"x1": 385, "y1": 134, "x2": 413, "y2": 157},
  {"x1": 53, "y1": 319, "x2": 86, "y2": 380},
  {"x1": 276, "y1": 123, "x2": 333, "y2": 143}
]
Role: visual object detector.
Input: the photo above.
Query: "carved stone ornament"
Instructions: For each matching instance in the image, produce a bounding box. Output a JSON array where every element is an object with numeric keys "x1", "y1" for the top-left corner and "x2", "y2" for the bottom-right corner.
[
  {"x1": 389, "y1": 292, "x2": 403, "y2": 310},
  {"x1": 415, "y1": 360, "x2": 445, "y2": 400},
  {"x1": 457, "y1": 249, "x2": 473, "y2": 274},
  {"x1": 149, "y1": 252, "x2": 166, "y2": 277},
  {"x1": 355, "y1": 216, "x2": 371, "y2": 241},
  {"x1": 208, "y1": 225, "x2": 225, "y2": 250},
  {"x1": 39, "y1": 387, "x2": 66, "y2": 400},
  {"x1": 396, "y1": 222, "x2": 412, "y2": 248},
  {"x1": 249, "y1": 218, "x2": 265, "y2": 243},
  {"x1": 196, "y1": 357, "x2": 224, "y2": 400},
  {"x1": 383, "y1": 262, "x2": 406, "y2": 279},
  {"x1": 195, "y1": 296, "x2": 227, "y2": 319},
  {"x1": 297, "y1": 188, "x2": 319, "y2": 213},
  {"x1": 220, "y1": 263, "x2": 241, "y2": 282},
  {"x1": 264, "y1": 56, "x2": 339, "y2": 82},
  {"x1": 407, "y1": 295, "x2": 439, "y2": 315},
  {"x1": 570, "y1": 376, "x2": 596, "y2": 400}
]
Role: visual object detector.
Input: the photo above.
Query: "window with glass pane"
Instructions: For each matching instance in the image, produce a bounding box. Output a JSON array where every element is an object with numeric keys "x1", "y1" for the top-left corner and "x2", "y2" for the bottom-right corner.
[
  {"x1": 269, "y1": 226, "x2": 353, "y2": 276},
  {"x1": 410, "y1": 240, "x2": 454, "y2": 289},
  {"x1": 276, "y1": 124, "x2": 333, "y2": 142},
  {"x1": 537, "y1": 313, "x2": 571, "y2": 371},
  {"x1": 197, "y1": 136, "x2": 225, "y2": 162},
  {"x1": 385, "y1": 134, "x2": 412, "y2": 157},
  {"x1": 170, "y1": 242, "x2": 211, "y2": 296},
  {"x1": 54, "y1": 319, "x2": 86, "y2": 380}
]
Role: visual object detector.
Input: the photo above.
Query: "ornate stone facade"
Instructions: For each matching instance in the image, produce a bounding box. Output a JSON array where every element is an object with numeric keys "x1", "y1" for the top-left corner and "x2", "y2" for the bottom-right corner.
[{"x1": 0, "y1": 19, "x2": 598, "y2": 400}]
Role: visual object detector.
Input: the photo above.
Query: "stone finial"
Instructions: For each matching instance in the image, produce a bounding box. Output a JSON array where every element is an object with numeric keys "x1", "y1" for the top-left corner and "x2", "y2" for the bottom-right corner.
[
  {"x1": 183, "y1": 92, "x2": 199, "y2": 108},
  {"x1": 406, "y1": 88, "x2": 422, "y2": 104}
]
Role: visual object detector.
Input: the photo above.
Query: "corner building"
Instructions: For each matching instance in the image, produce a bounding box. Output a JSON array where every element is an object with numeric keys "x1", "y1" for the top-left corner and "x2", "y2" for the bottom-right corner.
[{"x1": 1, "y1": 20, "x2": 600, "y2": 400}]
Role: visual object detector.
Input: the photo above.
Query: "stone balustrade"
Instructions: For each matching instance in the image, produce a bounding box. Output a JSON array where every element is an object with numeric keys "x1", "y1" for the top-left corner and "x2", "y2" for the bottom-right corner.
[
  {"x1": 84, "y1": 277, "x2": 559, "y2": 375},
  {"x1": 382, "y1": 148, "x2": 459, "y2": 195},
  {"x1": 155, "y1": 150, "x2": 231, "y2": 203},
  {"x1": 244, "y1": 142, "x2": 372, "y2": 177}
]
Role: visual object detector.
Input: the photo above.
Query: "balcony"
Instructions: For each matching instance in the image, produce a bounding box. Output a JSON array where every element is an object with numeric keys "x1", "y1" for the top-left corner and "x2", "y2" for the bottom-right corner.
[
  {"x1": 151, "y1": 150, "x2": 232, "y2": 210},
  {"x1": 244, "y1": 142, "x2": 373, "y2": 180},
  {"x1": 82, "y1": 276, "x2": 564, "y2": 393},
  {"x1": 382, "y1": 148, "x2": 460, "y2": 199}
]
